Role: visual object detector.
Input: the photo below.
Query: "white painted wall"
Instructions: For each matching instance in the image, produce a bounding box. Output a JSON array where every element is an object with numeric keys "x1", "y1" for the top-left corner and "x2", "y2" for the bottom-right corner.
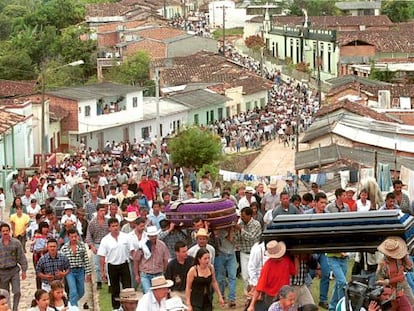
[
  {"x1": 209, "y1": 1, "x2": 247, "y2": 28},
  {"x1": 0, "y1": 118, "x2": 34, "y2": 168},
  {"x1": 77, "y1": 90, "x2": 144, "y2": 134}
]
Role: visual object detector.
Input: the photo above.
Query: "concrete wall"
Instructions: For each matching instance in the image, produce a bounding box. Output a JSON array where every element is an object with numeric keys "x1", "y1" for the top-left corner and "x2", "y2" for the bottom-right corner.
[{"x1": 243, "y1": 21, "x2": 261, "y2": 40}]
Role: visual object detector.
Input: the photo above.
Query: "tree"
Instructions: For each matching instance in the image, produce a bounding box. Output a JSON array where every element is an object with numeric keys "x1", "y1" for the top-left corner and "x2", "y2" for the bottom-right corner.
[
  {"x1": 107, "y1": 51, "x2": 151, "y2": 86},
  {"x1": 369, "y1": 61, "x2": 396, "y2": 83},
  {"x1": 245, "y1": 35, "x2": 265, "y2": 51},
  {"x1": 168, "y1": 127, "x2": 222, "y2": 171},
  {"x1": 382, "y1": 0, "x2": 414, "y2": 22},
  {"x1": 284, "y1": 0, "x2": 340, "y2": 16}
]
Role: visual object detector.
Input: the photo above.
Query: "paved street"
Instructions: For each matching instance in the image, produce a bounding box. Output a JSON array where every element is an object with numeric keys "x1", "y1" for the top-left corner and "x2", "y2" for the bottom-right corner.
[{"x1": 244, "y1": 138, "x2": 296, "y2": 191}]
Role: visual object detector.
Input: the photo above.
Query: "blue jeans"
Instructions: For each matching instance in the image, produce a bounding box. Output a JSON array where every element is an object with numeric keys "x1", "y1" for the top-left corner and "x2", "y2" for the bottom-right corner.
[
  {"x1": 309, "y1": 253, "x2": 330, "y2": 303},
  {"x1": 94, "y1": 243, "x2": 102, "y2": 282},
  {"x1": 327, "y1": 257, "x2": 348, "y2": 311},
  {"x1": 214, "y1": 253, "x2": 237, "y2": 302},
  {"x1": 66, "y1": 268, "x2": 85, "y2": 307},
  {"x1": 140, "y1": 271, "x2": 162, "y2": 294},
  {"x1": 406, "y1": 256, "x2": 414, "y2": 293}
]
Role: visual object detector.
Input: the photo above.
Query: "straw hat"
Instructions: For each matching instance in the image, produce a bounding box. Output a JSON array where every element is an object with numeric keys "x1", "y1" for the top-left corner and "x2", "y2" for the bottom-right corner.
[
  {"x1": 166, "y1": 296, "x2": 188, "y2": 311},
  {"x1": 377, "y1": 236, "x2": 408, "y2": 259},
  {"x1": 265, "y1": 240, "x2": 286, "y2": 259},
  {"x1": 195, "y1": 228, "x2": 210, "y2": 238},
  {"x1": 116, "y1": 288, "x2": 140, "y2": 302},
  {"x1": 149, "y1": 275, "x2": 174, "y2": 290},
  {"x1": 269, "y1": 183, "x2": 277, "y2": 189},
  {"x1": 345, "y1": 187, "x2": 356, "y2": 193},
  {"x1": 124, "y1": 212, "x2": 138, "y2": 222}
]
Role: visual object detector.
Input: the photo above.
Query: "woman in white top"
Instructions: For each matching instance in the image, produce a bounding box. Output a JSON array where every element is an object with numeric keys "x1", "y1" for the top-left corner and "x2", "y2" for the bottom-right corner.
[
  {"x1": 27, "y1": 289, "x2": 55, "y2": 311},
  {"x1": 356, "y1": 189, "x2": 372, "y2": 212}
]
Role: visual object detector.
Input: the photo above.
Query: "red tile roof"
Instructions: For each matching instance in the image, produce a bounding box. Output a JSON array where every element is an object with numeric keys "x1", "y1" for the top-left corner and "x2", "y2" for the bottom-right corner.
[
  {"x1": 153, "y1": 51, "x2": 272, "y2": 94},
  {"x1": 338, "y1": 28, "x2": 414, "y2": 53},
  {"x1": 0, "y1": 79, "x2": 37, "y2": 98},
  {"x1": 316, "y1": 99, "x2": 396, "y2": 122}
]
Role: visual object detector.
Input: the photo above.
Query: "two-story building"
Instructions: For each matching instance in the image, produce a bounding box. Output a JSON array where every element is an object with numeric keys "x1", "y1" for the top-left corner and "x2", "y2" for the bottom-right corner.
[
  {"x1": 247, "y1": 13, "x2": 396, "y2": 81},
  {"x1": 45, "y1": 82, "x2": 144, "y2": 152}
]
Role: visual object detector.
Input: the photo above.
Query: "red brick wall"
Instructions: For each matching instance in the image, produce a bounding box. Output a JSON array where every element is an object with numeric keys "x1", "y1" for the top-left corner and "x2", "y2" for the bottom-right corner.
[
  {"x1": 41, "y1": 96, "x2": 79, "y2": 134},
  {"x1": 98, "y1": 32, "x2": 118, "y2": 47},
  {"x1": 340, "y1": 45, "x2": 376, "y2": 57},
  {"x1": 125, "y1": 40, "x2": 166, "y2": 59},
  {"x1": 387, "y1": 110, "x2": 414, "y2": 126}
]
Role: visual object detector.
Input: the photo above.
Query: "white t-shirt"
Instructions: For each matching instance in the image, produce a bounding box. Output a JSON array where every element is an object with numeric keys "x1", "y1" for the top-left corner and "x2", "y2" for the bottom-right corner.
[
  {"x1": 356, "y1": 199, "x2": 372, "y2": 212},
  {"x1": 137, "y1": 290, "x2": 166, "y2": 311},
  {"x1": 98, "y1": 232, "x2": 130, "y2": 265}
]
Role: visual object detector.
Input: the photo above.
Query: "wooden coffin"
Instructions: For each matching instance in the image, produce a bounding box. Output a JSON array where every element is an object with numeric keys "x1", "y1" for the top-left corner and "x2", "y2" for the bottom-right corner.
[
  {"x1": 263, "y1": 210, "x2": 414, "y2": 253},
  {"x1": 166, "y1": 198, "x2": 238, "y2": 229}
]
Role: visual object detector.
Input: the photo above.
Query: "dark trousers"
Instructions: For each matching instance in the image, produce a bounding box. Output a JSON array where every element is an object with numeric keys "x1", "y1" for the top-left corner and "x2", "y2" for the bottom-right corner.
[{"x1": 108, "y1": 262, "x2": 131, "y2": 309}]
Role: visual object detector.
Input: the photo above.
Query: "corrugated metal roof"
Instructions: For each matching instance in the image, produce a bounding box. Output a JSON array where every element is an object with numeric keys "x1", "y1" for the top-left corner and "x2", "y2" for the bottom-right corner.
[
  {"x1": 302, "y1": 113, "x2": 414, "y2": 153},
  {"x1": 295, "y1": 145, "x2": 414, "y2": 171},
  {"x1": 168, "y1": 89, "x2": 230, "y2": 109},
  {"x1": 336, "y1": 1, "x2": 381, "y2": 10},
  {"x1": 0, "y1": 107, "x2": 25, "y2": 134},
  {"x1": 47, "y1": 82, "x2": 144, "y2": 101}
]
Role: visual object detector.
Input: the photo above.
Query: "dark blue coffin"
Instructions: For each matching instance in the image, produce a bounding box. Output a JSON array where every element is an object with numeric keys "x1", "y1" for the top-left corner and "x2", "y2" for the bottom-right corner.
[{"x1": 263, "y1": 210, "x2": 414, "y2": 253}]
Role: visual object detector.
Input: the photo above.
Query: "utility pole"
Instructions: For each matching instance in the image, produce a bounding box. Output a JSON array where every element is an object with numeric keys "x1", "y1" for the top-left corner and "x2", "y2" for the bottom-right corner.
[
  {"x1": 316, "y1": 40, "x2": 322, "y2": 106},
  {"x1": 155, "y1": 68, "x2": 161, "y2": 155},
  {"x1": 222, "y1": 5, "x2": 226, "y2": 55}
]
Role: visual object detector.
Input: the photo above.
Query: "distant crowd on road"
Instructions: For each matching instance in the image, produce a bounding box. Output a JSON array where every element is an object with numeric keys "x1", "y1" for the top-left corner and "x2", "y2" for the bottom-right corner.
[{"x1": 169, "y1": 12, "x2": 212, "y2": 38}]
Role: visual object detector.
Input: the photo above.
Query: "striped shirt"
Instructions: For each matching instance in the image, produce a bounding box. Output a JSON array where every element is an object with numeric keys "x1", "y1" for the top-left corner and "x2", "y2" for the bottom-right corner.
[
  {"x1": 235, "y1": 218, "x2": 262, "y2": 253},
  {"x1": 85, "y1": 217, "x2": 108, "y2": 245},
  {"x1": 60, "y1": 241, "x2": 92, "y2": 274}
]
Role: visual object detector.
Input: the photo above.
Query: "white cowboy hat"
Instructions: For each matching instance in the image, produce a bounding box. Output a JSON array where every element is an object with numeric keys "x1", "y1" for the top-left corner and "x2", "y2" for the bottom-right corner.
[
  {"x1": 145, "y1": 225, "x2": 161, "y2": 236},
  {"x1": 150, "y1": 276, "x2": 174, "y2": 290},
  {"x1": 116, "y1": 288, "x2": 140, "y2": 302},
  {"x1": 124, "y1": 212, "x2": 138, "y2": 222}
]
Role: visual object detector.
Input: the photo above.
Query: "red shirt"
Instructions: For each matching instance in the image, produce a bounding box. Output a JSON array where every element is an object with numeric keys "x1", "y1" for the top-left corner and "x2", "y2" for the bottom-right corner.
[
  {"x1": 256, "y1": 255, "x2": 297, "y2": 297},
  {"x1": 139, "y1": 181, "x2": 155, "y2": 201},
  {"x1": 343, "y1": 198, "x2": 356, "y2": 212}
]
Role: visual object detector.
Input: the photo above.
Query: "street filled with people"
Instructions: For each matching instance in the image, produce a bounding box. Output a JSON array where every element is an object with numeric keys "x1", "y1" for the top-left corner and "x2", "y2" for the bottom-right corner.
[{"x1": 1, "y1": 139, "x2": 414, "y2": 311}]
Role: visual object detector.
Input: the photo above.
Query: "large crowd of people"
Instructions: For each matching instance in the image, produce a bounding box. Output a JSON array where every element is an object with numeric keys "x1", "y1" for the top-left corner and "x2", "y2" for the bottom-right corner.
[
  {"x1": 1, "y1": 151, "x2": 414, "y2": 311},
  {"x1": 0, "y1": 28, "x2": 410, "y2": 311}
]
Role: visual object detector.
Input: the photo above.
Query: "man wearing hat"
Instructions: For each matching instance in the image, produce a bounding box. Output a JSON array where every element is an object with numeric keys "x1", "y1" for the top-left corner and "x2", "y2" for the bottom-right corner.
[
  {"x1": 238, "y1": 187, "x2": 257, "y2": 210},
  {"x1": 247, "y1": 240, "x2": 298, "y2": 311},
  {"x1": 187, "y1": 228, "x2": 216, "y2": 265},
  {"x1": 283, "y1": 176, "x2": 297, "y2": 198},
  {"x1": 133, "y1": 225, "x2": 169, "y2": 294},
  {"x1": 377, "y1": 236, "x2": 414, "y2": 311},
  {"x1": 137, "y1": 275, "x2": 173, "y2": 311},
  {"x1": 117, "y1": 288, "x2": 140, "y2": 311}
]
